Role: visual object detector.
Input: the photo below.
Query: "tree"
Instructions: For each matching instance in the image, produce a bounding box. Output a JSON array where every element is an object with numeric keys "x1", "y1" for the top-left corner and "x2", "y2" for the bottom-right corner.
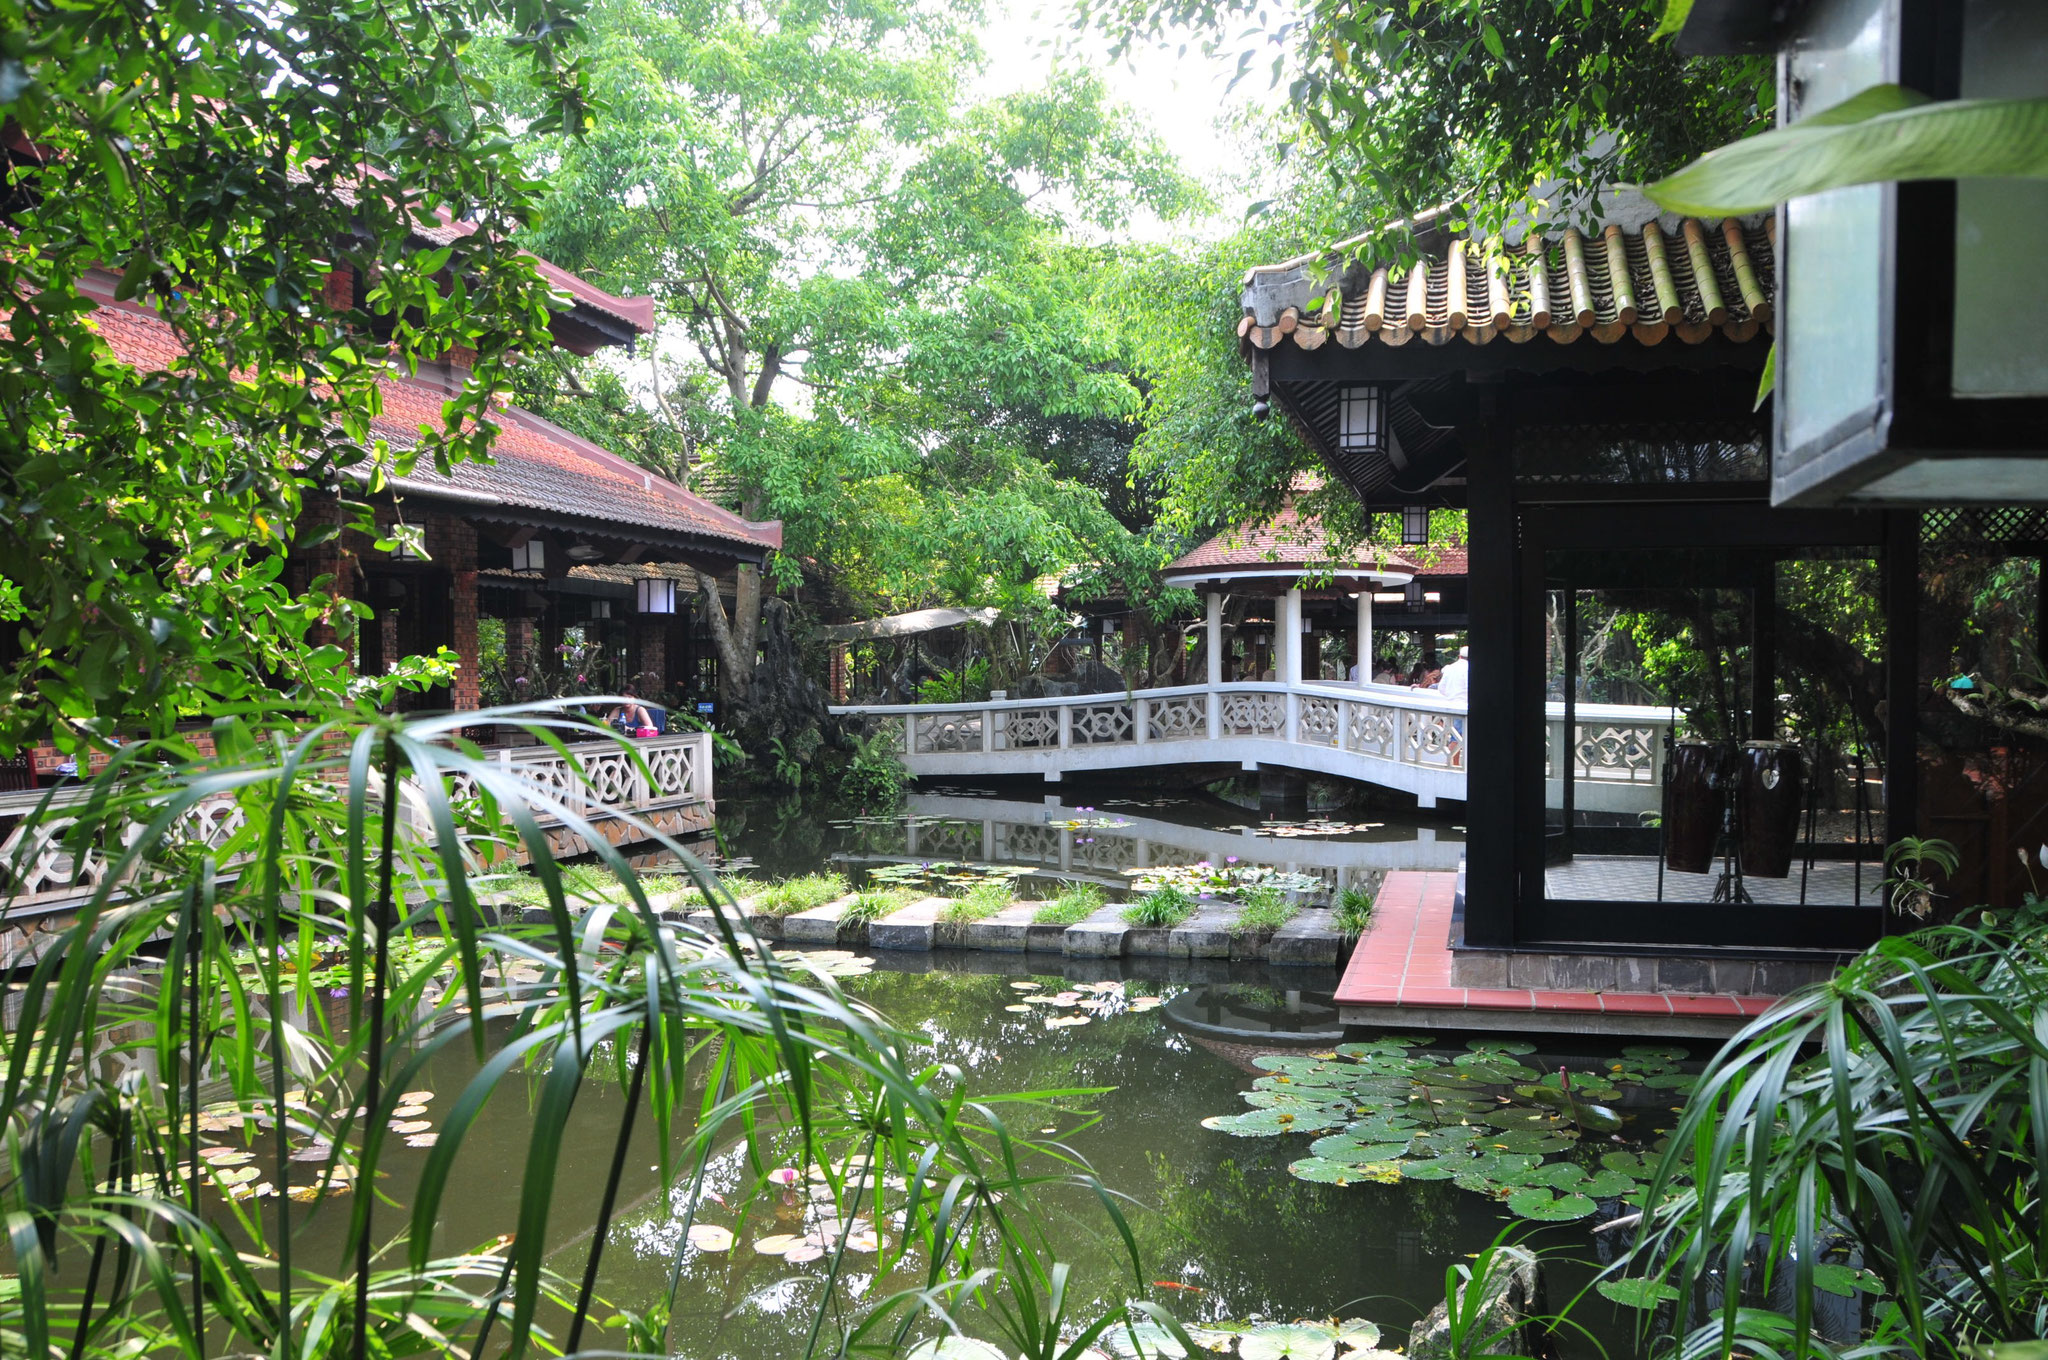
[
  {"x1": 1083, "y1": 0, "x2": 1769, "y2": 237},
  {"x1": 485, "y1": 0, "x2": 1198, "y2": 699},
  {"x1": 0, "y1": 0, "x2": 593, "y2": 751}
]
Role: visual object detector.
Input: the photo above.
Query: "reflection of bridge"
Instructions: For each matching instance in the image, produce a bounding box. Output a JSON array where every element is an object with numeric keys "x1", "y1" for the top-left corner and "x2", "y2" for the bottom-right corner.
[
  {"x1": 828, "y1": 792, "x2": 1466, "y2": 904},
  {"x1": 833, "y1": 682, "x2": 1671, "y2": 811}
]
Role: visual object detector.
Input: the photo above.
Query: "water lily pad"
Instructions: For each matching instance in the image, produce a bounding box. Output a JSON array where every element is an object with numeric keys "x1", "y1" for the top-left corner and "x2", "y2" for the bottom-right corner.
[
  {"x1": 1398, "y1": 1155, "x2": 1466, "y2": 1181},
  {"x1": 389, "y1": 1120, "x2": 431, "y2": 1134},
  {"x1": 1129, "y1": 996, "x2": 1165, "y2": 1011},
  {"x1": 1308, "y1": 1135, "x2": 1411, "y2": 1165},
  {"x1": 1581, "y1": 1168, "x2": 1642, "y2": 1198},
  {"x1": 1341, "y1": 1115, "x2": 1421, "y2": 1143},
  {"x1": 404, "y1": 1133, "x2": 439, "y2": 1149},
  {"x1": 754, "y1": 1233, "x2": 802, "y2": 1255},
  {"x1": 1010, "y1": 981, "x2": 1041, "y2": 991},
  {"x1": 1813, "y1": 1263, "x2": 1882, "y2": 1297},
  {"x1": 1289, "y1": 1156, "x2": 1399, "y2": 1186},
  {"x1": 1045, "y1": 1015, "x2": 1091, "y2": 1029},
  {"x1": 767, "y1": 1167, "x2": 802, "y2": 1186},
  {"x1": 390, "y1": 1105, "x2": 428, "y2": 1119},
  {"x1": 1572, "y1": 1104, "x2": 1627, "y2": 1134},
  {"x1": 687, "y1": 1224, "x2": 733, "y2": 1252},
  {"x1": 1103, "y1": 1321, "x2": 1188, "y2": 1359},
  {"x1": 1596, "y1": 1277, "x2": 1680, "y2": 1309},
  {"x1": 1481, "y1": 1128, "x2": 1578, "y2": 1156},
  {"x1": 1202, "y1": 1109, "x2": 1344, "y2": 1136},
  {"x1": 1520, "y1": 1162, "x2": 1590, "y2": 1190},
  {"x1": 1407, "y1": 1126, "x2": 1484, "y2": 1156},
  {"x1": 1644, "y1": 1072, "x2": 1698, "y2": 1091},
  {"x1": 1334, "y1": 1319, "x2": 1381, "y2": 1351},
  {"x1": 1622, "y1": 1045, "x2": 1689, "y2": 1062},
  {"x1": 1465, "y1": 1039, "x2": 1537, "y2": 1055},
  {"x1": 399, "y1": 1090, "x2": 434, "y2": 1103},
  {"x1": 1245, "y1": 1090, "x2": 1349, "y2": 1113},
  {"x1": 782, "y1": 1241, "x2": 827, "y2": 1264},
  {"x1": 1004, "y1": 1004, "x2": 1034, "y2": 1013},
  {"x1": 1506, "y1": 1186, "x2": 1598, "y2": 1221},
  {"x1": 1601, "y1": 1150, "x2": 1656, "y2": 1178},
  {"x1": 1240, "y1": 1322, "x2": 1338, "y2": 1360}
]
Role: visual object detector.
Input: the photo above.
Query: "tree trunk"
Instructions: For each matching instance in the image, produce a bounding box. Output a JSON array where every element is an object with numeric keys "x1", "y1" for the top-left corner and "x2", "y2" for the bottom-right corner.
[{"x1": 689, "y1": 569, "x2": 752, "y2": 701}]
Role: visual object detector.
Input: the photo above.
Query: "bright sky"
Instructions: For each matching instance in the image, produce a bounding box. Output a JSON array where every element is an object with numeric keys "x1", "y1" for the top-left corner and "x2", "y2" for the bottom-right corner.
[{"x1": 973, "y1": 0, "x2": 1288, "y2": 237}]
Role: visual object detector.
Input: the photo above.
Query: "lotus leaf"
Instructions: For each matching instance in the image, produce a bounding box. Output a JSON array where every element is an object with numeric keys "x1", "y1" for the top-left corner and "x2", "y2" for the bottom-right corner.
[
  {"x1": 1290, "y1": 1156, "x2": 1399, "y2": 1186},
  {"x1": 1451, "y1": 1061, "x2": 1541, "y2": 1084},
  {"x1": 1104, "y1": 1321, "x2": 1189, "y2": 1359},
  {"x1": 1467, "y1": 1152, "x2": 1544, "y2": 1182},
  {"x1": 1406, "y1": 1127, "x2": 1483, "y2": 1156},
  {"x1": 1203, "y1": 1110, "x2": 1343, "y2": 1137},
  {"x1": 1308, "y1": 1136, "x2": 1412, "y2": 1165},
  {"x1": 1334, "y1": 1318, "x2": 1381, "y2": 1351},
  {"x1": 1601, "y1": 1150, "x2": 1656, "y2": 1178},
  {"x1": 1520, "y1": 1162, "x2": 1590, "y2": 1190},
  {"x1": 1452, "y1": 1169, "x2": 1500, "y2": 1194},
  {"x1": 1537, "y1": 1073, "x2": 1624, "y2": 1102},
  {"x1": 1622, "y1": 1045, "x2": 1689, "y2": 1062},
  {"x1": 1573, "y1": 1104, "x2": 1626, "y2": 1134},
  {"x1": 1245, "y1": 1090, "x2": 1349, "y2": 1113},
  {"x1": 907, "y1": 1339, "x2": 1009, "y2": 1360},
  {"x1": 1341, "y1": 1115, "x2": 1422, "y2": 1142},
  {"x1": 1398, "y1": 1155, "x2": 1467, "y2": 1181},
  {"x1": 1580, "y1": 1168, "x2": 1642, "y2": 1198},
  {"x1": 1239, "y1": 1322, "x2": 1339, "y2": 1360},
  {"x1": 1506, "y1": 1186, "x2": 1598, "y2": 1221},
  {"x1": 1596, "y1": 1278, "x2": 1680, "y2": 1309},
  {"x1": 1812, "y1": 1263, "x2": 1883, "y2": 1297},
  {"x1": 1482, "y1": 1128, "x2": 1578, "y2": 1156}
]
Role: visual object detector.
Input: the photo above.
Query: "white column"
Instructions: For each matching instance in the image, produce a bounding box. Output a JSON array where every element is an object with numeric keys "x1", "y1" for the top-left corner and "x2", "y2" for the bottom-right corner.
[
  {"x1": 1205, "y1": 590, "x2": 1223, "y2": 687},
  {"x1": 1280, "y1": 587, "x2": 1303, "y2": 686},
  {"x1": 1356, "y1": 588, "x2": 1374, "y2": 685}
]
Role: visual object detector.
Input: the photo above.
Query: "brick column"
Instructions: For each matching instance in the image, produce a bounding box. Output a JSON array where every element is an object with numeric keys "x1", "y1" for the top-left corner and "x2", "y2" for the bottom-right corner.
[
  {"x1": 506, "y1": 615, "x2": 536, "y2": 679},
  {"x1": 634, "y1": 618, "x2": 667, "y2": 693},
  {"x1": 432, "y1": 513, "x2": 481, "y2": 711}
]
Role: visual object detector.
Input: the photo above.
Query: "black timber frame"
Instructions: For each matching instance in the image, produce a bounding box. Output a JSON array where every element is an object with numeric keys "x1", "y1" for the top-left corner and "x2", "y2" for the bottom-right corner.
[{"x1": 1262, "y1": 335, "x2": 1917, "y2": 955}]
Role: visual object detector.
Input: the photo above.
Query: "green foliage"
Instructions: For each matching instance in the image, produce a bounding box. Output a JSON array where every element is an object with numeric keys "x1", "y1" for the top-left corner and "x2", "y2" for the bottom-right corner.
[
  {"x1": 1649, "y1": 85, "x2": 2048, "y2": 216},
  {"x1": 757, "y1": 872, "x2": 849, "y2": 916},
  {"x1": 919, "y1": 658, "x2": 993, "y2": 705},
  {"x1": 0, "y1": 708, "x2": 1155, "y2": 1360},
  {"x1": 943, "y1": 880, "x2": 1015, "y2": 923},
  {"x1": 1333, "y1": 884, "x2": 1375, "y2": 938},
  {"x1": 1035, "y1": 882, "x2": 1108, "y2": 926},
  {"x1": 841, "y1": 886, "x2": 916, "y2": 926},
  {"x1": 1121, "y1": 885, "x2": 1196, "y2": 929},
  {"x1": 1228, "y1": 885, "x2": 1296, "y2": 937},
  {"x1": 840, "y1": 729, "x2": 913, "y2": 808},
  {"x1": 1625, "y1": 908, "x2": 2048, "y2": 1358},
  {"x1": 0, "y1": 0, "x2": 589, "y2": 752},
  {"x1": 1083, "y1": 0, "x2": 1768, "y2": 238}
]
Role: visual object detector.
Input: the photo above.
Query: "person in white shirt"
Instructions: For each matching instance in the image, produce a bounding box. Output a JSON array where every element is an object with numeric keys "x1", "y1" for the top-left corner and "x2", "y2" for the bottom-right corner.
[{"x1": 1438, "y1": 645, "x2": 1470, "y2": 701}]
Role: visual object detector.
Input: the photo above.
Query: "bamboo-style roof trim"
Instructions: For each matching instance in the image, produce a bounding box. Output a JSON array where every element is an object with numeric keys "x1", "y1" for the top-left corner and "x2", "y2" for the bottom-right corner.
[{"x1": 1237, "y1": 214, "x2": 1775, "y2": 351}]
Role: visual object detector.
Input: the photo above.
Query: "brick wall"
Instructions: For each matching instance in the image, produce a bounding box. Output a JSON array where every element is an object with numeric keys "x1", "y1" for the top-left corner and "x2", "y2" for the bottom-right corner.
[
  {"x1": 429, "y1": 512, "x2": 481, "y2": 710},
  {"x1": 635, "y1": 618, "x2": 668, "y2": 693}
]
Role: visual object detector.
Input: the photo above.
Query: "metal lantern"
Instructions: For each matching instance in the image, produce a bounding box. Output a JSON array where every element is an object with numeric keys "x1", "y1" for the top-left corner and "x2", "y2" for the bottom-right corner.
[
  {"x1": 1683, "y1": 0, "x2": 2048, "y2": 505},
  {"x1": 1338, "y1": 385, "x2": 1386, "y2": 457},
  {"x1": 510, "y1": 539, "x2": 546, "y2": 574},
  {"x1": 636, "y1": 576, "x2": 677, "y2": 614},
  {"x1": 589, "y1": 599, "x2": 612, "y2": 622},
  {"x1": 1402, "y1": 505, "x2": 1430, "y2": 545},
  {"x1": 1405, "y1": 581, "x2": 1425, "y2": 613}
]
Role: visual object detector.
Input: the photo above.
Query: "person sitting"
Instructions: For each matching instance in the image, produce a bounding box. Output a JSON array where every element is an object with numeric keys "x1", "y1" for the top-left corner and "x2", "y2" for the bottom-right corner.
[{"x1": 610, "y1": 686, "x2": 659, "y2": 738}]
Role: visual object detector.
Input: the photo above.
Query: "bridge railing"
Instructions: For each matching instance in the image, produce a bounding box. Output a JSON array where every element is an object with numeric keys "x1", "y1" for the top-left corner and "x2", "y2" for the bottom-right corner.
[{"x1": 834, "y1": 682, "x2": 1674, "y2": 807}]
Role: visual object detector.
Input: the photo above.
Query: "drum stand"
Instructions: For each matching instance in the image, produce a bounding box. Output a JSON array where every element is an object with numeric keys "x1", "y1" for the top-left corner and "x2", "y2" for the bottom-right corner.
[{"x1": 1707, "y1": 747, "x2": 1753, "y2": 906}]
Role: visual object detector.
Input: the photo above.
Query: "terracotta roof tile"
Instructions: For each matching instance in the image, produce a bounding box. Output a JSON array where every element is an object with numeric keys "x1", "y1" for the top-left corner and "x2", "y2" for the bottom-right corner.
[
  {"x1": 89, "y1": 302, "x2": 776, "y2": 557},
  {"x1": 1240, "y1": 214, "x2": 1774, "y2": 351},
  {"x1": 1167, "y1": 501, "x2": 1415, "y2": 576}
]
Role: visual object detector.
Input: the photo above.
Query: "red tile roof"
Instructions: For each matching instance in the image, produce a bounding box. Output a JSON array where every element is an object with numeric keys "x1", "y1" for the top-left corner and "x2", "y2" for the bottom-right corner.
[
  {"x1": 1407, "y1": 543, "x2": 1467, "y2": 577},
  {"x1": 89, "y1": 301, "x2": 778, "y2": 558},
  {"x1": 1167, "y1": 501, "x2": 1415, "y2": 576}
]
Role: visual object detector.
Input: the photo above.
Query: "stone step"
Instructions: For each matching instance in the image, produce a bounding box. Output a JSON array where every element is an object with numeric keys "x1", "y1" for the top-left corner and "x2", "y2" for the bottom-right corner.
[
  {"x1": 1062, "y1": 903, "x2": 1130, "y2": 958},
  {"x1": 943, "y1": 901, "x2": 1037, "y2": 952},
  {"x1": 1265, "y1": 907, "x2": 1341, "y2": 967},
  {"x1": 867, "y1": 897, "x2": 950, "y2": 951},
  {"x1": 782, "y1": 894, "x2": 857, "y2": 945}
]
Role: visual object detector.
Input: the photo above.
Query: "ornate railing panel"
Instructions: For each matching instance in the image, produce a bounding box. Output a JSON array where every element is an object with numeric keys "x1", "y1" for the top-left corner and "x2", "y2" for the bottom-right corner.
[
  {"x1": 997, "y1": 707, "x2": 1060, "y2": 750},
  {"x1": 1401, "y1": 709, "x2": 1465, "y2": 771},
  {"x1": 1298, "y1": 696, "x2": 1342, "y2": 748},
  {"x1": 1220, "y1": 691, "x2": 1286, "y2": 737},
  {"x1": 914, "y1": 713, "x2": 984, "y2": 754},
  {"x1": 1574, "y1": 724, "x2": 1659, "y2": 782},
  {"x1": 1070, "y1": 702, "x2": 1135, "y2": 746},
  {"x1": 1344, "y1": 702, "x2": 1400, "y2": 760},
  {"x1": 1148, "y1": 695, "x2": 1207, "y2": 742}
]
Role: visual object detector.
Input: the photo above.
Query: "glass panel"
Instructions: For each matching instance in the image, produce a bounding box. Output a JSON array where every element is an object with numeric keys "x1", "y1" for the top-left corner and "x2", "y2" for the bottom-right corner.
[
  {"x1": 1779, "y1": 0, "x2": 1891, "y2": 457},
  {"x1": 1541, "y1": 549, "x2": 1885, "y2": 925},
  {"x1": 1952, "y1": 0, "x2": 2048, "y2": 398}
]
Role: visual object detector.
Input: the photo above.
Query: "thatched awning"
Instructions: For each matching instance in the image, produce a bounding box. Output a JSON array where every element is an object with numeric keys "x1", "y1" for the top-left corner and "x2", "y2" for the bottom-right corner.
[{"x1": 815, "y1": 606, "x2": 1002, "y2": 642}]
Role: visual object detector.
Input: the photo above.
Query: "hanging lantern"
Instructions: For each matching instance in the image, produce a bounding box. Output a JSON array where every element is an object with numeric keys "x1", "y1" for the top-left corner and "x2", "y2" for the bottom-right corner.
[
  {"x1": 1405, "y1": 580, "x2": 1425, "y2": 613},
  {"x1": 637, "y1": 577, "x2": 677, "y2": 614},
  {"x1": 589, "y1": 598, "x2": 612, "y2": 622},
  {"x1": 510, "y1": 539, "x2": 546, "y2": 574},
  {"x1": 1402, "y1": 505, "x2": 1430, "y2": 544},
  {"x1": 1338, "y1": 385, "x2": 1387, "y2": 458}
]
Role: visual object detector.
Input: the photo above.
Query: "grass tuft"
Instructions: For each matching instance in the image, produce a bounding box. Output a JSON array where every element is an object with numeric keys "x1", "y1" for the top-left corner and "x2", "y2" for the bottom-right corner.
[
  {"x1": 1334, "y1": 883, "x2": 1375, "y2": 937},
  {"x1": 841, "y1": 886, "x2": 915, "y2": 925},
  {"x1": 1229, "y1": 884, "x2": 1297, "y2": 937},
  {"x1": 941, "y1": 880, "x2": 1014, "y2": 924},
  {"x1": 1121, "y1": 884, "x2": 1196, "y2": 929},
  {"x1": 1032, "y1": 882, "x2": 1106, "y2": 926},
  {"x1": 757, "y1": 872, "x2": 849, "y2": 916}
]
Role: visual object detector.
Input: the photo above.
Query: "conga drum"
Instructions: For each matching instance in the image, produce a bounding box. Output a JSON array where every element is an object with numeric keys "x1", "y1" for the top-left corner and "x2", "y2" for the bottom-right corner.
[
  {"x1": 1739, "y1": 741, "x2": 1805, "y2": 878},
  {"x1": 1663, "y1": 741, "x2": 1719, "y2": 874}
]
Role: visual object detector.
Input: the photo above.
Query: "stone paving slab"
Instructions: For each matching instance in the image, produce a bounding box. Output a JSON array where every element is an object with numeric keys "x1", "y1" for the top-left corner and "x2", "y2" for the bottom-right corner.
[
  {"x1": 1168, "y1": 903, "x2": 1235, "y2": 959},
  {"x1": 1265, "y1": 907, "x2": 1340, "y2": 966},
  {"x1": 953, "y1": 902, "x2": 1037, "y2": 953},
  {"x1": 1062, "y1": 903, "x2": 1130, "y2": 957},
  {"x1": 782, "y1": 894, "x2": 856, "y2": 944},
  {"x1": 868, "y1": 897, "x2": 949, "y2": 951}
]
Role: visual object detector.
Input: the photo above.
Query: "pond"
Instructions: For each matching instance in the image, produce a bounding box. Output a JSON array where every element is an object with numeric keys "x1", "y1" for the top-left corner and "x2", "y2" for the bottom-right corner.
[{"x1": 256, "y1": 950, "x2": 1692, "y2": 1359}]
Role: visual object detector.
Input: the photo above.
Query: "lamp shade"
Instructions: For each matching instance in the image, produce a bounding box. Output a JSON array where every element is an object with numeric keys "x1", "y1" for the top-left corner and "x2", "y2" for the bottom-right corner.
[
  {"x1": 637, "y1": 577, "x2": 677, "y2": 614},
  {"x1": 1338, "y1": 385, "x2": 1386, "y2": 458},
  {"x1": 1402, "y1": 505, "x2": 1430, "y2": 545},
  {"x1": 510, "y1": 539, "x2": 545, "y2": 573}
]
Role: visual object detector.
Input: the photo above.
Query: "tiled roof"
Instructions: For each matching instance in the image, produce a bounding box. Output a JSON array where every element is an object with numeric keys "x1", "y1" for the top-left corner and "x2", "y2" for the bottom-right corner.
[
  {"x1": 1240, "y1": 215, "x2": 1773, "y2": 351},
  {"x1": 1166, "y1": 501, "x2": 1415, "y2": 577},
  {"x1": 89, "y1": 300, "x2": 778, "y2": 559},
  {"x1": 1407, "y1": 544, "x2": 1467, "y2": 577}
]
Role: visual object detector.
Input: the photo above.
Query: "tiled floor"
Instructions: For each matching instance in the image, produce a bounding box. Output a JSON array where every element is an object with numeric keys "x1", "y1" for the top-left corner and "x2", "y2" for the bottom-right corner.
[
  {"x1": 1335, "y1": 870, "x2": 1780, "y2": 1036},
  {"x1": 1543, "y1": 855, "x2": 1881, "y2": 906}
]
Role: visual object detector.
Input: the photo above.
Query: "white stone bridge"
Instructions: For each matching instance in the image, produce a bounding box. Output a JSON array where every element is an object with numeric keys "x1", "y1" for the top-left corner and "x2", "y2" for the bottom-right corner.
[{"x1": 832, "y1": 680, "x2": 1670, "y2": 812}]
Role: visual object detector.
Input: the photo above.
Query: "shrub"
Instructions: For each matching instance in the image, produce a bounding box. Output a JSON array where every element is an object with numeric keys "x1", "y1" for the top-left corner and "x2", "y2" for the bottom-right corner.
[
  {"x1": 841, "y1": 886, "x2": 915, "y2": 925},
  {"x1": 1230, "y1": 884, "x2": 1297, "y2": 937},
  {"x1": 839, "y1": 729, "x2": 911, "y2": 807},
  {"x1": 1334, "y1": 883, "x2": 1375, "y2": 937},
  {"x1": 1122, "y1": 884, "x2": 1196, "y2": 929},
  {"x1": 942, "y1": 880, "x2": 1014, "y2": 923},
  {"x1": 916, "y1": 657, "x2": 991, "y2": 704},
  {"x1": 757, "y1": 872, "x2": 848, "y2": 916},
  {"x1": 1033, "y1": 882, "x2": 1106, "y2": 926}
]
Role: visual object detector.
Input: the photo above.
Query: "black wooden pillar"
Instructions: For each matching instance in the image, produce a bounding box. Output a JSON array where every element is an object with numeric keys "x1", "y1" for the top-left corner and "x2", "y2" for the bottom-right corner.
[
  {"x1": 1462, "y1": 390, "x2": 1517, "y2": 948},
  {"x1": 1883, "y1": 509, "x2": 1921, "y2": 861}
]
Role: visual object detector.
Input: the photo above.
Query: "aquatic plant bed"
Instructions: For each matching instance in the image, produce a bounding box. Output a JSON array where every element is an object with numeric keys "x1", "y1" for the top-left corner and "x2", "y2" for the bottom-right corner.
[{"x1": 649, "y1": 894, "x2": 1343, "y2": 965}]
